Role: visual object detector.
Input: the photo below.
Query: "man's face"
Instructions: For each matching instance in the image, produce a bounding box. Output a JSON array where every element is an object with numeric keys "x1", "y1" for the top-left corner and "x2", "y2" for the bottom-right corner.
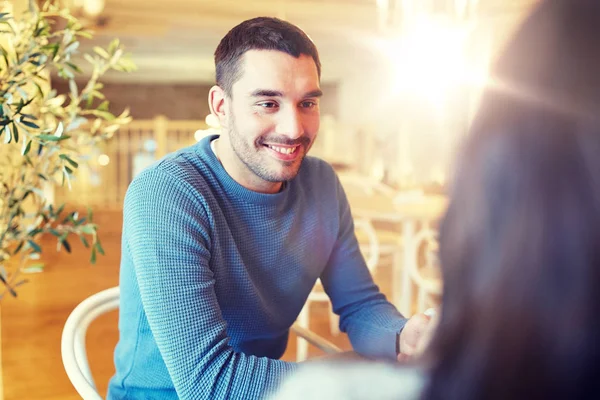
[{"x1": 221, "y1": 50, "x2": 321, "y2": 191}]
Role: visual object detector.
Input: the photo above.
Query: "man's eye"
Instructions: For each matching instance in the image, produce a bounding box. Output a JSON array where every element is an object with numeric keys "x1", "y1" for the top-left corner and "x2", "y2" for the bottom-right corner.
[
  {"x1": 259, "y1": 102, "x2": 278, "y2": 108},
  {"x1": 301, "y1": 101, "x2": 317, "y2": 108}
]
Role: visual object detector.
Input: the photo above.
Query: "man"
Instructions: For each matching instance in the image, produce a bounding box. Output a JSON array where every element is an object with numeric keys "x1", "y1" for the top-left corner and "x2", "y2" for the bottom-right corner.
[{"x1": 108, "y1": 17, "x2": 432, "y2": 400}]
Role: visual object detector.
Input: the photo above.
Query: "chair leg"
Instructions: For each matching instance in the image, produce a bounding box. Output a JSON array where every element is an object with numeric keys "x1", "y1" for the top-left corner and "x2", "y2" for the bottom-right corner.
[
  {"x1": 296, "y1": 304, "x2": 310, "y2": 361},
  {"x1": 391, "y1": 248, "x2": 404, "y2": 312}
]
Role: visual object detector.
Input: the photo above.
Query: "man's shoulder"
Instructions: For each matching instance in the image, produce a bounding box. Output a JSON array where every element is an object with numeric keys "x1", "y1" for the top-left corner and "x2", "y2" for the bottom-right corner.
[
  {"x1": 128, "y1": 144, "x2": 211, "y2": 197},
  {"x1": 298, "y1": 156, "x2": 337, "y2": 181}
]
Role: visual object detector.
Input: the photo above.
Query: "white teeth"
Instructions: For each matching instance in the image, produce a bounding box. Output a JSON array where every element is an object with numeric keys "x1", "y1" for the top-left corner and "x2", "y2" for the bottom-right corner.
[{"x1": 268, "y1": 145, "x2": 297, "y2": 155}]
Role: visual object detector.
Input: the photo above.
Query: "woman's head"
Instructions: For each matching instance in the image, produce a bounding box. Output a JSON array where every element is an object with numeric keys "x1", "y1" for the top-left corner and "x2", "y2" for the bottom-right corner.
[{"x1": 425, "y1": 1, "x2": 600, "y2": 398}]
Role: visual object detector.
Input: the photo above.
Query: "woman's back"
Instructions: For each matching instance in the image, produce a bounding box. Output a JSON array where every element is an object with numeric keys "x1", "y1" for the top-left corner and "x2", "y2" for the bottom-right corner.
[{"x1": 424, "y1": 0, "x2": 600, "y2": 399}]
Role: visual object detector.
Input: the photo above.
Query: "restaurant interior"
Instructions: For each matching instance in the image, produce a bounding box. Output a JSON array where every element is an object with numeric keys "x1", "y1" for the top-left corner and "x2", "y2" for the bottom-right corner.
[{"x1": 1, "y1": 0, "x2": 540, "y2": 399}]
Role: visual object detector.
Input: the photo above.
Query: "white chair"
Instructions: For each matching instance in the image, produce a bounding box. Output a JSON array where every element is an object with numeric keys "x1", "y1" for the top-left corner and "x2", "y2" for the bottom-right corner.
[
  {"x1": 61, "y1": 286, "x2": 119, "y2": 400},
  {"x1": 62, "y1": 287, "x2": 341, "y2": 400},
  {"x1": 338, "y1": 172, "x2": 405, "y2": 294},
  {"x1": 295, "y1": 218, "x2": 380, "y2": 361},
  {"x1": 405, "y1": 228, "x2": 442, "y2": 315}
]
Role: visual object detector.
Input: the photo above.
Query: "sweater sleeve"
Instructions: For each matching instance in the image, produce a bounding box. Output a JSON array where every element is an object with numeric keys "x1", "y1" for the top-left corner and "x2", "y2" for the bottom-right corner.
[
  {"x1": 320, "y1": 176, "x2": 407, "y2": 361},
  {"x1": 123, "y1": 168, "x2": 297, "y2": 400}
]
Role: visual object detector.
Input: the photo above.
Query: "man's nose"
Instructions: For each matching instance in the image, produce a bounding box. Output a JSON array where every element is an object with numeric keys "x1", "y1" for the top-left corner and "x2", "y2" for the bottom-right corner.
[{"x1": 276, "y1": 108, "x2": 304, "y2": 139}]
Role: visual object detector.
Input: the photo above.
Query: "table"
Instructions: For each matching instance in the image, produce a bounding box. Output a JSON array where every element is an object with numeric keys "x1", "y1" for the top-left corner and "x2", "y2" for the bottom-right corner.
[{"x1": 348, "y1": 193, "x2": 448, "y2": 315}]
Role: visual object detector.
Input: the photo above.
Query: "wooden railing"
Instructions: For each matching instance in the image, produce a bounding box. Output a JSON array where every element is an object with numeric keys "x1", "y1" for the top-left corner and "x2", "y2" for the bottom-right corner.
[
  {"x1": 55, "y1": 116, "x2": 208, "y2": 210},
  {"x1": 54, "y1": 115, "x2": 359, "y2": 210}
]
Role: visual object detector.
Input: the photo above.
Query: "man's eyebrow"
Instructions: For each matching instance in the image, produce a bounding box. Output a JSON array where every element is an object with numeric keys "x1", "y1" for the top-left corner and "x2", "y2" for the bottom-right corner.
[
  {"x1": 250, "y1": 89, "x2": 283, "y2": 97},
  {"x1": 304, "y1": 90, "x2": 323, "y2": 98},
  {"x1": 249, "y1": 89, "x2": 323, "y2": 98}
]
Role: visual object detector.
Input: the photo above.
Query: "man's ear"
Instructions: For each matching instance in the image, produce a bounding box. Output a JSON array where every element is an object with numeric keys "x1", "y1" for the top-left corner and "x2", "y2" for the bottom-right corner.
[{"x1": 208, "y1": 85, "x2": 228, "y2": 129}]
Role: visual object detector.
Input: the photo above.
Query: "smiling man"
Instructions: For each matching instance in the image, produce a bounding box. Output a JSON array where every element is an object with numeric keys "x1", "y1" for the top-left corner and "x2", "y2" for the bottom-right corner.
[
  {"x1": 108, "y1": 17, "x2": 432, "y2": 400},
  {"x1": 210, "y1": 49, "x2": 321, "y2": 193}
]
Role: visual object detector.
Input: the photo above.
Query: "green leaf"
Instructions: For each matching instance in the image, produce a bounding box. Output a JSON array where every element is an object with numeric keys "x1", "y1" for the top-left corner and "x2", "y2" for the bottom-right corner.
[
  {"x1": 65, "y1": 42, "x2": 80, "y2": 54},
  {"x1": 58, "y1": 68, "x2": 77, "y2": 81},
  {"x1": 95, "y1": 240, "x2": 105, "y2": 255},
  {"x1": 13, "y1": 241, "x2": 24, "y2": 255},
  {"x1": 37, "y1": 134, "x2": 71, "y2": 142},
  {"x1": 20, "y1": 119, "x2": 39, "y2": 129},
  {"x1": 62, "y1": 166, "x2": 72, "y2": 189},
  {"x1": 68, "y1": 79, "x2": 78, "y2": 98},
  {"x1": 16, "y1": 86, "x2": 28, "y2": 101},
  {"x1": 37, "y1": 173, "x2": 47, "y2": 181},
  {"x1": 90, "y1": 110, "x2": 115, "y2": 121},
  {"x1": 83, "y1": 54, "x2": 96, "y2": 64},
  {"x1": 0, "y1": 45, "x2": 8, "y2": 67},
  {"x1": 66, "y1": 117, "x2": 87, "y2": 132},
  {"x1": 22, "y1": 264, "x2": 44, "y2": 273},
  {"x1": 48, "y1": 229, "x2": 60, "y2": 237},
  {"x1": 54, "y1": 121, "x2": 64, "y2": 138},
  {"x1": 93, "y1": 46, "x2": 110, "y2": 59},
  {"x1": 90, "y1": 247, "x2": 97, "y2": 264},
  {"x1": 33, "y1": 81, "x2": 44, "y2": 97},
  {"x1": 86, "y1": 93, "x2": 94, "y2": 108},
  {"x1": 3, "y1": 124, "x2": 11, "y2": 143},
  {"x1": 0, "y1": 275, "x2": 18, "y2": 297},
  {"x1": 91, "y1": 90, "x2": 105, "y2": 100},
  {"x1": 65, "y1": 61, "x2": 82, "y2": 73},
  {"x1": 80, "y1": 225, "x2": 96, "y2": 235},
  {"x1": 28, "y1": 228, "x2": 43, "y2": 237},
  {"x1": 27, "y1": 240, "x2": 42, "y2": 253},
  {"x1": 13, "y1": 279, "x2": 29, "y2": 287},
  {"x1": 62, "y1": 239, "x2": 72, "y2": 253},
  {"x1": 98, "y1": 100, "x2": 109, "y2": 111},
  {"x1": 22, "y1": 139, "x2": 31, "y2": 156},
  {"x1": 0, "y1": 21, "x2": 15, "y2": 36},
  {"x1": 108, "y1": 38, "x2": 120, "y2": 54},
  {"x1": 79, "y1": 235, "x2": 90, "y2": 248},
  {"x1": 76, "y1": 30, "x2": 93, "y2": 39},
  {"x1": 12, "y1": 122, "x2": 19, "y2": 143}
]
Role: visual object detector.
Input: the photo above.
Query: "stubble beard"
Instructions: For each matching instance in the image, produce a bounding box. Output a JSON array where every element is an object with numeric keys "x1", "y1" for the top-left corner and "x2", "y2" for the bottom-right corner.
[{"x1": 227, "y1": 112, "x2": 311, "y2": 183}]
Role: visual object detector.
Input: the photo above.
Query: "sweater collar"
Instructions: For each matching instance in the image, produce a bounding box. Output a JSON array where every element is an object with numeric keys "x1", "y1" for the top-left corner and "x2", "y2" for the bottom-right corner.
[{"x1": 198, "y1": 134, "x2": 292, "y2": 206}]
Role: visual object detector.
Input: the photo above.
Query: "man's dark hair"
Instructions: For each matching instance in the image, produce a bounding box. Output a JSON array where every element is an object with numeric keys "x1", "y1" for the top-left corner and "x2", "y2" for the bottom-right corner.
[{"x1": 214, "y1": 17, "x2": 321, "y2": 96}]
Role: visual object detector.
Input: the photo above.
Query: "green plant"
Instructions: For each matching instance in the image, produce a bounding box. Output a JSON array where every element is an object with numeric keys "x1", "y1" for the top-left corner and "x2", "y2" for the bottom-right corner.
[{"x1": 0, "y1": 1, "x2": 135, "y2": 298}]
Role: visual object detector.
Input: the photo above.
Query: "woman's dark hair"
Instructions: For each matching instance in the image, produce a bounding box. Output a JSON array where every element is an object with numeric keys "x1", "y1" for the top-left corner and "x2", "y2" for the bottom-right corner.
[
  {"x1": 423, "y1": 1, "x2": 600, "y2": 399},
  {"x1": 214, "y1": 17, "x2": 321, "y2": 96}
]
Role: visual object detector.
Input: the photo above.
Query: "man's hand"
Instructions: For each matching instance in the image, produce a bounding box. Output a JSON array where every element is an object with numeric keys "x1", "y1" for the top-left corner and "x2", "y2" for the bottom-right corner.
[{"x1": 397, "y1": 308, "x2": 439, "y2": 362}]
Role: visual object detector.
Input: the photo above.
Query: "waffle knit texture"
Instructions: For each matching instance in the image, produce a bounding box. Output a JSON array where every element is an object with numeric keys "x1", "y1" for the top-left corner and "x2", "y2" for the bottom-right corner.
[{"x1": 107, "y1": 135, "x2": 406, "y2": 399}]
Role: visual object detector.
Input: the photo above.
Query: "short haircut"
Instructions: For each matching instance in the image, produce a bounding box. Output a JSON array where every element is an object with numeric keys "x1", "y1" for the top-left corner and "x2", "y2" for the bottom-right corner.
[{"x1": 214, "y1": 17, "x2": 321, "y2": 96}]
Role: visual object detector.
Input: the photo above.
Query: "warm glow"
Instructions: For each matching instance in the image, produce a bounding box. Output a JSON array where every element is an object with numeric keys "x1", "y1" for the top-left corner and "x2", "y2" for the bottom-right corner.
[
  {"x1": 430, "y1": 166, "x2": 446, "y2": 185},
  {"x1": 98, "y1": 154, "x2": 110, "y2": 166},
  {"x1": 376, "y1": 17, "x2": 485, "y2": 106},
  {"x1": 82, "y1": 0, "x2": 105, "y2": 17}
]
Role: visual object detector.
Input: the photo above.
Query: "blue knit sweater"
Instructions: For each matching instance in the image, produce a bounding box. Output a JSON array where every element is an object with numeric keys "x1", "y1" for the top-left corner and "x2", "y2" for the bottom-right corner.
[{"x1": 107, "y1": 135, "x2": 406, "y2": 399}]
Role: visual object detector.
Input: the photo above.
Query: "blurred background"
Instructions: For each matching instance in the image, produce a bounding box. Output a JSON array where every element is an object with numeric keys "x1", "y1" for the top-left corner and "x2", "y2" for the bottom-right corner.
[{"x1": 2, "y1": 0, "x2": 538, "y2": 399}]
